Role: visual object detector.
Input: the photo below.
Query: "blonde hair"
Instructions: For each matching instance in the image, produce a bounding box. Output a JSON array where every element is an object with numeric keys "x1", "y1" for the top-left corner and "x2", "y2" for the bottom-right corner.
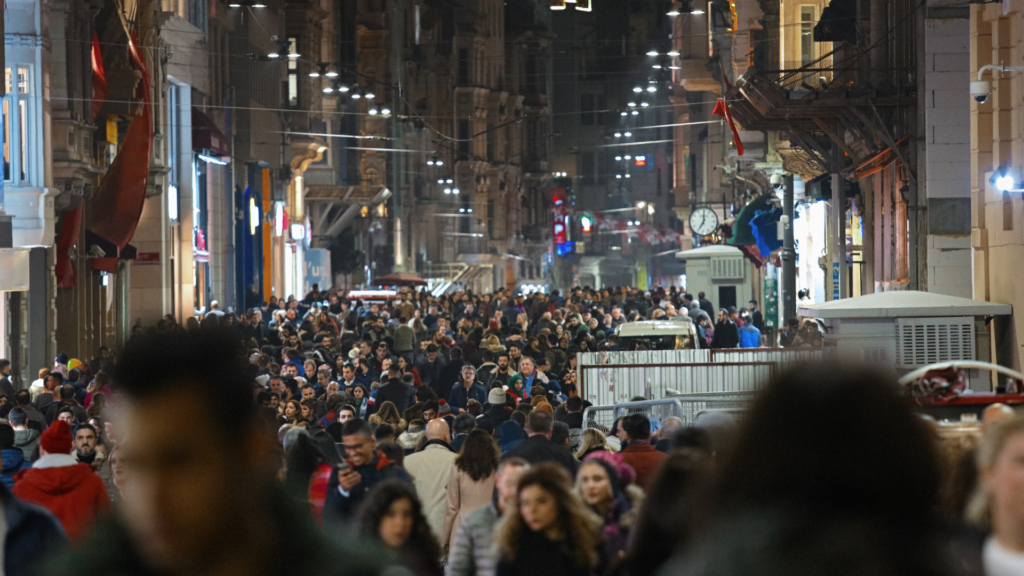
[
  {"x1": 494, "y1": 463, "x2": 603, "y2": 567},
  {"x1": 574, "y1": 429, "x2": 608, "y2": 459},
  {"x1": 965, "y1": 415, "x2": 1024, "y2": 527}
]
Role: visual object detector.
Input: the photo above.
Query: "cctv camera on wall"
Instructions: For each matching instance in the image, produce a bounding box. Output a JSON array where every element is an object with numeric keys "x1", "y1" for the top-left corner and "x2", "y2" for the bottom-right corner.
[{"x1": 971, "y1": 80, "x2": 992, "y2": 104}]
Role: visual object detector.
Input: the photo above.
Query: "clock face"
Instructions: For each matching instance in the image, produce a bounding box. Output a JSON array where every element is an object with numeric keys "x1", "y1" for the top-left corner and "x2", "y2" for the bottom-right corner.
[{"x1": 689, "y1": 207, "x2": 718, "y2": 236}]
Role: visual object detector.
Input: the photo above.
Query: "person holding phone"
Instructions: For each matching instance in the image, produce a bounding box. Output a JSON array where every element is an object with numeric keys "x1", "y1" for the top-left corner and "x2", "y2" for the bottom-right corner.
[{"x1": 324, "y1": 418, "x2": 412, "y2": 523}]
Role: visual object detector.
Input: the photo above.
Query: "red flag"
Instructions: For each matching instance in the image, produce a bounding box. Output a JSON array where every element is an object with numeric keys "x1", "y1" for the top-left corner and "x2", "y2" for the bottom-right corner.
[
  {"x1": 88, "y1": 31, "x2": 153, "y2": 250},
  {"x1": 712, "y1": 98, "x2": 744, "y2": 156},
  {"x1": 91, "y1": 32, "x2": 108, "y2": 121}
]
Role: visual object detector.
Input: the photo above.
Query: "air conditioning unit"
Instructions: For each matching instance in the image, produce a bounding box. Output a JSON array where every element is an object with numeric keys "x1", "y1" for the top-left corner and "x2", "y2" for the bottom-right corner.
[{"x1": 895, "y1": 316, "x2": 974, "y2": 368}]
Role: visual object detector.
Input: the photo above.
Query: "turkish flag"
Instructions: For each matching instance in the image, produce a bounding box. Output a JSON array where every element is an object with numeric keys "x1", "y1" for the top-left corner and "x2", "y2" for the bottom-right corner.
[{"x1": 712, "y1": 98, "x2": 744, "y2": 156}]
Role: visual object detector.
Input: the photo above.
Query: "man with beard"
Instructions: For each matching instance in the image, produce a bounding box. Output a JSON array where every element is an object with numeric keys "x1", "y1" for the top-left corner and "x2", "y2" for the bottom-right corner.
[
  {"x1": 490, "y1": 353, "x2": 517, "y2": 389},
  {"x1": 73, "y1": 424, "x2": 111, "y2": 483}
]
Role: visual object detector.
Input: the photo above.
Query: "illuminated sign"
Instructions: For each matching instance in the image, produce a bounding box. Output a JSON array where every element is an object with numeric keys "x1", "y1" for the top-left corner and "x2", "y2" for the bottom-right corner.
[{"x1": 634, "y1": 155, "x2": 647, "y2": 168}]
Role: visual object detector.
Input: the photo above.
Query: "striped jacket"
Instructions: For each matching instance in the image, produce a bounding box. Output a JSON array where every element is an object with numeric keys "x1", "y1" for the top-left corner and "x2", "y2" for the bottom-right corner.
[{"x1": 446, "y1": 501, "x2": 500, "y2": 576}]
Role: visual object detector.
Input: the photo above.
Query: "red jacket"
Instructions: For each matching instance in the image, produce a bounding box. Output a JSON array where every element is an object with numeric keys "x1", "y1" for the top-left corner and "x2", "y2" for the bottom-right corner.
[
  {"x1": 619, "y1": 442, "x2": 667, "y2": 489},
  {"x1": 13, "y1": 461, "x2": 109, "y2": 541}
]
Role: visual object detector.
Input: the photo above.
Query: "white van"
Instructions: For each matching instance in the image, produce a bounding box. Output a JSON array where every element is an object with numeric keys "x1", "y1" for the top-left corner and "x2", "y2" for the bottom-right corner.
[{"x1": 615, "y1": 318, "x2": 699, "y2": 351}]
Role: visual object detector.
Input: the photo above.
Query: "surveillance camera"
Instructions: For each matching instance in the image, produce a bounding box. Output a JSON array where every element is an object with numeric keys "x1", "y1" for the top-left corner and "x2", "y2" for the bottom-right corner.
[
  {"x1": 971, "y1": 80, "x2": 991, "y2": 104},
  {"x1": 770, "y1": 173, "x2": 783, "y2": 187}
]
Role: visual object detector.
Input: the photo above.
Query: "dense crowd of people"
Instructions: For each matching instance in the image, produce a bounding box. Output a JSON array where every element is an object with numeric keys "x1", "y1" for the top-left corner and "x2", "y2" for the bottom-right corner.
[{"x1": 0, "y1": 284, "x2": 1017, "y2": 576}]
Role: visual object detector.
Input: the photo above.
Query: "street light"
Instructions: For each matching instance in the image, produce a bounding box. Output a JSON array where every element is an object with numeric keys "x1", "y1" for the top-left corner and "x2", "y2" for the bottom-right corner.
[
  {"x1": 637, "y1": 201, "x2": 646, "y2": 208},
  {"x1": 647, "y1": 85, "x2": 657, "y2": 92},
  {"x1": 614, "y1": 132, "x2": 622, "y2": 138},
  {"x1": 646, "y1": 50, "x2": 659, "y2": 56},
  {"x1": 633, "y1": 87, "x2": 642, "y2": 93},
  {"x1": 647, "y1": 204, "x2": 655, "y2": 215},
  {"x1": 624, "y1": 131, "x2": 632, "y2": 137}
]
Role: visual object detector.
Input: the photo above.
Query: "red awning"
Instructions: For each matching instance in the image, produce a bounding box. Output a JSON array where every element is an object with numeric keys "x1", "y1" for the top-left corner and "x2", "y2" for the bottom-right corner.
[{"x1": 192, "y1": 108, "x2": 230, "y2": 157}]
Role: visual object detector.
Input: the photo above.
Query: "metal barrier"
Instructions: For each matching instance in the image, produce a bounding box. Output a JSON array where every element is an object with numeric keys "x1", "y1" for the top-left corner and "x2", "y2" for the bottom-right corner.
[
  {"x1": 581, "y1": 405, "x2": 615, "y2": 432},
  {"x1": 665, "y1": 391, "x2": 757, "y2": 426},
  {"x1": 581, "y1": 361, "x2": 775, "y2": 406},
  {"x1": 611, "y1": 398, "x2": 686, "y2": 434}
]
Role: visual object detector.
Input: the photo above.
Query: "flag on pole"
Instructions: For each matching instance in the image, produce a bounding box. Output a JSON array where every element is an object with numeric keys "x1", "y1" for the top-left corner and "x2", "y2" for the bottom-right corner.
[
  {"x1": 712, "y1": 97, "x2": 743, "y2": 156},
  {"x1": 91, "y1": 32, "x2": 108, "y2": 121}
]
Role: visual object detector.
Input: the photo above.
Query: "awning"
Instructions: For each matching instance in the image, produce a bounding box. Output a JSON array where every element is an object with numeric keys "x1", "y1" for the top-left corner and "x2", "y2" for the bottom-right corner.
[{"x1": 192, "y1": 107, "x2": 230, "y2": 157}]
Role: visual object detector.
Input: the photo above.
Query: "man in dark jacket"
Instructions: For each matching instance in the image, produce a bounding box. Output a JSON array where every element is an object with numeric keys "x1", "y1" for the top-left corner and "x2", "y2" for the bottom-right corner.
[
  {"x1": 325, "y1": 419, "x2": 412, "y2": 520},
  {"x1": 437, "y1": 347, "x2": 466, "y2": 397},
  {"x1": 43, "y1": 385, "x2": 87, "y2": 425},
  {"x1": 697, "y1": 291, "x2": 715, "y2": 318},
  {"x1": 448, "y1": 365, "x2": 487, "y2": 414},
  {"x1": 502, "y1": 410, "x2": 580, "y2": 475},
  {"x1": 416, "y1": 344, "x2": 447, "y2": 399},
  {"x1": 482, "y1": 387, "x2": 512, "y2": 426},
  {"x1": 372, "y1": 365, "x2": 415, "y2": 414},
  {"x1": 711, "y1": 309, "x2": 740, "y2": 349}
]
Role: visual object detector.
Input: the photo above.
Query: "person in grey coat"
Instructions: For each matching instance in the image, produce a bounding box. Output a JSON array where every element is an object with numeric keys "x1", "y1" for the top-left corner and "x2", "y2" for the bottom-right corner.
[{"x1": 446, "y1": 458, "x2": 529, "y2": 576}]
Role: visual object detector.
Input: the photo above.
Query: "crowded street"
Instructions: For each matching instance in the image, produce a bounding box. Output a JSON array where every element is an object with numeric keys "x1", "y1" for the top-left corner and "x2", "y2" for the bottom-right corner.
[
  {"x1": 3, "y1": 0, "x2": 1024, "y2": 572},
  {"x1": 0, "y1": 285, "x2": 1022, "y2": 576}
]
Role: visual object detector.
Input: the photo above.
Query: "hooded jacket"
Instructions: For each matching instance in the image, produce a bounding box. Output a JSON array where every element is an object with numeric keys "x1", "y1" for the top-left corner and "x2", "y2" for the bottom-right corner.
[
  {"x1": 1, "y1": 447, "x2": 31, "y2": 488},
  {"x1": 13, "y1": 428, "x2": 41, "y2": 460},
  {"x1": 13, "y1": 453, "x2": 110, "y2": 541},
  {"x1": 0, "y1": 482, "x2": 68, "y2": 576}
]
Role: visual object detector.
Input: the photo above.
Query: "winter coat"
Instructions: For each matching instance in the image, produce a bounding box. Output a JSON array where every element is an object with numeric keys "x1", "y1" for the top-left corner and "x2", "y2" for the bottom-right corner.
[
  {"x1": 498, "y1": 422, "x2": 526, "y2": 454},
  {"x1": 442, "y1": 465, "x2": 496, "y2": 554},
  {"x1": 739, "y1": 323, "x2": 761, "y2": 348},
  {"x1": 403, "y1": 441, "x2": 458, "y2": 540},
  {"x1": 495, "y1": 527, "x2": 595, "y2": 576},
  {"x1": 448, "y1": 502, "x2": 501, "y2": 576},
  {"x1": 374, "y1": 378, "x2": 416, "y2": 413},
  {"x1": 1, "y1": 448, "x2": 31, "y2": 488},
  {"x1": 448, "y1": 382, "x2": 488, "y2": 413},
  {"x1": 711, "y1": 320, "x2": 739, "y2": 349},
  {"x1": 394, "y1": 324, "x2": 417, "y2": 352},
  {"x1": 13, "y1": 453, "x2": 110, "y2": 541},
  {"x1": 619, "y1": 441, "x2": 667, "y2": 489},
  {"x1": 0, "y1": 482, "x2": 68, "y2": 576},
  {"x1": 417, "y1": 358, "x2": 448, "y2": 399},
  {"x1": 13, "y1": 428, "x2": 40, "y2": 460},
  {"x1": 502, "y1": 435, "x2": 580, "y2": 476},
  {"x1": 323, "y1": 451, "x2": 412, "y2": 521}
]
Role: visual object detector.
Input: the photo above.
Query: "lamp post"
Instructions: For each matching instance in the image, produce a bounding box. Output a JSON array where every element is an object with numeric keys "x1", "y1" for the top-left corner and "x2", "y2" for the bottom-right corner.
[{"x1": 781, "y1": 174, "x2": 796, "y2": 323}]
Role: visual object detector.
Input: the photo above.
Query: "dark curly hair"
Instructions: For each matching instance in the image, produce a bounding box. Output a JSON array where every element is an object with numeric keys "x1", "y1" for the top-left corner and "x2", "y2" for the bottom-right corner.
[
  {"x1": 358, "y1": 480, "x2": 442, "y2": 561},
  {"x1": 455, "y1": 429, "x2": 499, "y2": 481}
]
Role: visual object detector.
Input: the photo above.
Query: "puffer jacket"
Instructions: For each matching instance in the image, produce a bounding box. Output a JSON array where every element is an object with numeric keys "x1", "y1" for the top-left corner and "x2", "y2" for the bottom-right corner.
[
  {"x1": 13, "y1": 453, "x2": 109, "y2": 541},
  {"x1": 1, "y1": 448, "x2": 31, "y2": 488}
]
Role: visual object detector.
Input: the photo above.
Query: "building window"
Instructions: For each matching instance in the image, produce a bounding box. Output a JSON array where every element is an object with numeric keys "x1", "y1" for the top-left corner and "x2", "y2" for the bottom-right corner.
[
  {"x1": 287, "y1": 37, "x2": 299, "y2": 107},
  {"x1": 3, "y1": 66, "x2": 32, "y2": 185},
  {"x1": 580, "y1": 94, "x2": 595, "y2": 125},
  {"x1": 458, "y1": 120, "x2": 471, "y2": 160},
  {"x1": 580, "y1": 152, "x2": 595, "y2": 184},
  {"x1": 458, "y1": 49, "x2": 470, "y2": 85},
  {"x1": 800, "y1": 6, "x2": 816, "y2": 65}
]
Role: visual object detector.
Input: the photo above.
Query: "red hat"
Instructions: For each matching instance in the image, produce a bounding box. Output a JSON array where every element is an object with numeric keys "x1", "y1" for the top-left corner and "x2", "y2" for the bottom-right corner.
[{"x1": 40, "y1": 420, "x2": 73, "y2": 454}]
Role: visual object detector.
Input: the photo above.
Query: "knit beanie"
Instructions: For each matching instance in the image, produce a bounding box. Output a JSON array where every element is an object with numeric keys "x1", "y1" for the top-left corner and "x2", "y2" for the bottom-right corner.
[
  {"x1": 438, "y1": 399, "x2": 451, "y2": 416},
  {"x1": 488, "y1": 387, "x2": 506, "y2": 405},
  {"x1": 40, "y1": 420, "x2": 73, "y2": 454}
]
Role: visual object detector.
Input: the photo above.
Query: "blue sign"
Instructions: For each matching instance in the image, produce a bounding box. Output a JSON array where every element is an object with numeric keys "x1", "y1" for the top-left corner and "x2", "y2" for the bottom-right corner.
[
  {"x1": 305, "y1": 248, "x2": 332, "y2": 291},
  {"x1": 832, "y1": 261, "x2": 840, "y2": 300}
]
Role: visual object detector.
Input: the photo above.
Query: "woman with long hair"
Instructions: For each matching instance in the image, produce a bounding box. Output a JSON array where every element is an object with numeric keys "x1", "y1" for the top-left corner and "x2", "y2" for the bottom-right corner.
[
  {"x1": 283, "y1": 399, "x2": 308, "y2": 428},
  {"x1": 441, "y1": 429, "x2": 499, "y2": 553},
  {"x1": 575, "y1": 429, "x2": 611, "y2": 459},
  {"x1": 968, "y1": 415, "x2": 1024, "y2": 574},
  {"x1": 494, "y1": 463, "x2": 604, "y2": 576},
  {"x1": 85, "y1": 392, "x2": 108, "y2": 420},
  {"x1": 370, "y1": 401, "x2": 407, "y2": 433},
  {"x1": 351, "y1": 384, "x2": 371, "y2": 418},
  {"x1": 358, "y1": 480, "x2": 443, "y2": 576},
  {"x1": 397, "y1": 355, "x2": 422, "y2": 387},
  {"x1": 576, "y1": 453, "x2": 640, "y2": 564}
]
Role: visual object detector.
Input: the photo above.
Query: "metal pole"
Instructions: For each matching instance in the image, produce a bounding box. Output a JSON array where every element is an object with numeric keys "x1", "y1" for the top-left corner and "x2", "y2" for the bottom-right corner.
[
  {"x1": 781, "y1": 174, "x2": 796, "y2": 322},
  {"x1": 831, "y1": 144, "x2": 846, "y2": 300}
]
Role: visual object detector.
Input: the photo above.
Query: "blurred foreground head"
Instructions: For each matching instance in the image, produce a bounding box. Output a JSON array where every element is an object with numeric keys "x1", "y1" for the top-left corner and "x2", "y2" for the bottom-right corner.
[
  {"x1": 111, "y1": 327, "x2": 269, "y2": 574},
  {"x1": 675, "y1": 363, "x2": 951, "y2": 576}
]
